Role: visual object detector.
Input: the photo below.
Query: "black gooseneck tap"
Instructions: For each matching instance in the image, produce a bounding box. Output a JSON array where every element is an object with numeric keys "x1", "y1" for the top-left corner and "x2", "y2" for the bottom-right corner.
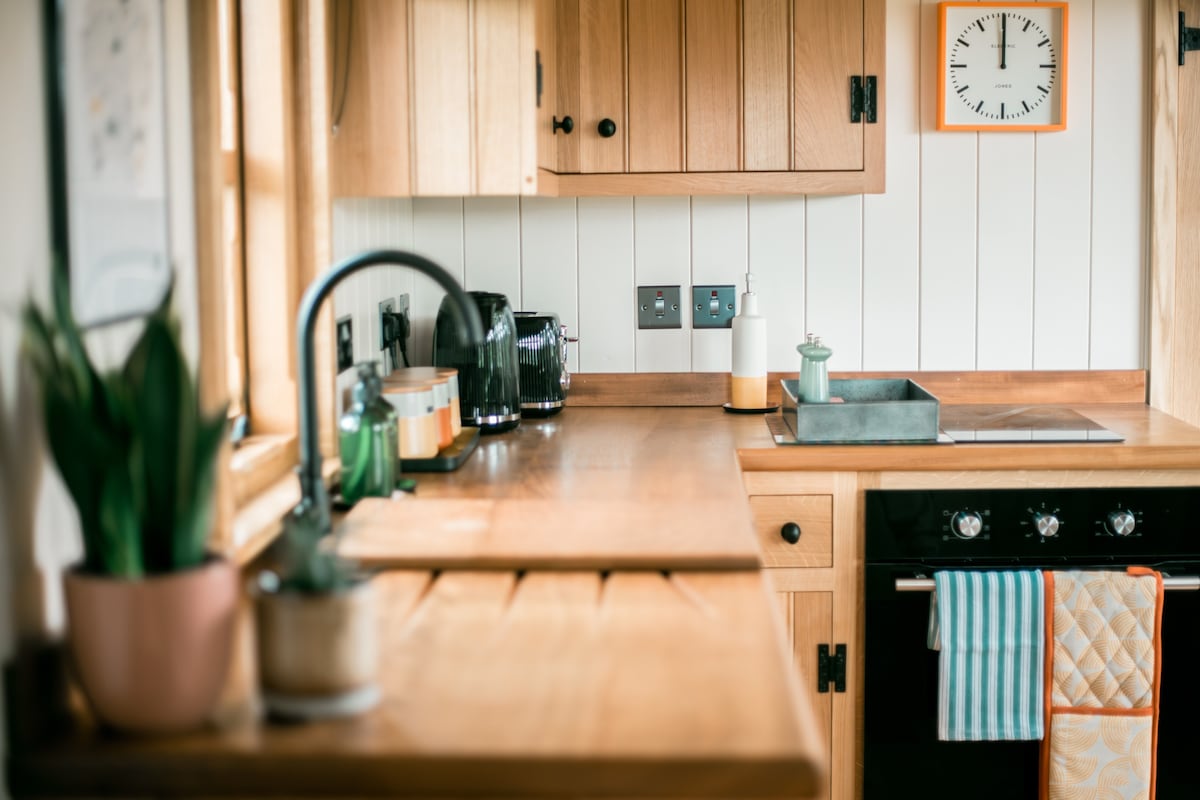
[{"x1": 290, "y1": 250, "x2": 484, "y2": 535}]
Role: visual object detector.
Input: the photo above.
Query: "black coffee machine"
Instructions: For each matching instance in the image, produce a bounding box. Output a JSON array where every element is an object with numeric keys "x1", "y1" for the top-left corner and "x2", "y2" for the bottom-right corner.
[{"x1": 433, "y1": 291, "x2": 521, "y2": 433}]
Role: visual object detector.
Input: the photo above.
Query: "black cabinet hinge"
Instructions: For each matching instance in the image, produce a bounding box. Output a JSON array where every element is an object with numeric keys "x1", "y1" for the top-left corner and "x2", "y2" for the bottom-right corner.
[
  {"x1": 817, "y1": 643, "x2": 847, "y2": 693},
  {"x1": 850, "y1": 76, "x2": 877, "y2": 124},
  {"x1": 536, "y1": 50, "x2": 544, "y2": 108},
  {"x1": 1182, "y1": 13, "x2": 1200, "y2": 66}
]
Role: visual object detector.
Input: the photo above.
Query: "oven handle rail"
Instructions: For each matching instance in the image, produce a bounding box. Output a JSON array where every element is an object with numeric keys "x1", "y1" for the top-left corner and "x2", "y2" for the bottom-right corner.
[{"x1": 895, "y1": 575, "x2": 1200, "y2": 592}]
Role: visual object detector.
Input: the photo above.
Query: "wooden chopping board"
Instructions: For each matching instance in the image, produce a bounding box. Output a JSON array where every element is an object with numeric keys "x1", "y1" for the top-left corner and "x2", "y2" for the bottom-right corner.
[{"x1": 336, "y1": 496, "x2": 761, "y2": 570}]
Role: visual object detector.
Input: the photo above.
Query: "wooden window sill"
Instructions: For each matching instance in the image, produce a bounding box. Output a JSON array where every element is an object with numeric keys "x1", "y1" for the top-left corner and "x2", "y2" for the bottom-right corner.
[{"x1": 227, "y1": 435, "x2": 339, "y2": 567}]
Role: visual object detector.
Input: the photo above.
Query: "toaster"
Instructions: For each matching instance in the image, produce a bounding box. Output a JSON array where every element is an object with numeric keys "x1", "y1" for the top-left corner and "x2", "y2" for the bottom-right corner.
[{"x1": 513, "y1": 312, "x2": 576, "y2": 416}]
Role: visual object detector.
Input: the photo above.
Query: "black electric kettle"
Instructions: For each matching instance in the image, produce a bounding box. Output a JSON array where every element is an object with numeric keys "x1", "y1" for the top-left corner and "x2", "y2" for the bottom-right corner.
[{"x1": 433, "y1": 291, "x2": 521, "y2": 433}]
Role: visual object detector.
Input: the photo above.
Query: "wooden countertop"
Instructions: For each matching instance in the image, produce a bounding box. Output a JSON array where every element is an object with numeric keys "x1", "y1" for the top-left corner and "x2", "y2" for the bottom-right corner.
[{"x1": 11, "y1": 570, "x2": 824, "y2": 799}]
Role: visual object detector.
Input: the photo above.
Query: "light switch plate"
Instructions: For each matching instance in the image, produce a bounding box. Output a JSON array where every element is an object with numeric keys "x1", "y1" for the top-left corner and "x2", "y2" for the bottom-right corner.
[
  {"x1": 692, "y1": 285, "x2": 736, "y2": 328},
  {"x1": 336, "y1": 315, "x2": 354, "y2": 372},
  {"x1": 637, "y1": 285, "x2": 682, "y2": 329}
]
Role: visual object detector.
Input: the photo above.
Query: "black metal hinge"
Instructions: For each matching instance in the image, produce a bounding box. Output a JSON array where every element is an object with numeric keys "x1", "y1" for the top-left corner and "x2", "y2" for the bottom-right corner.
[
  {"x1": 817, "y1": 644, "x2": 847, "y2": 693},
  {"x1": 850, "y1": 76, "x2": 877, "y2": 124},
  {"x1": 536, "y1": 50, "x2": 544, "y2": 108},
  {"x1": 1180, "y1": 13, "x2": 1200, "y2": 66}
]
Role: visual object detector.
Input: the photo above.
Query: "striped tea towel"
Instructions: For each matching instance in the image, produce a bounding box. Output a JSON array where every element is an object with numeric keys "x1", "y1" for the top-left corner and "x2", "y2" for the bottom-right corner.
[{"x1": 934, "y1": 570, "x2": 1045, "y2": 741}]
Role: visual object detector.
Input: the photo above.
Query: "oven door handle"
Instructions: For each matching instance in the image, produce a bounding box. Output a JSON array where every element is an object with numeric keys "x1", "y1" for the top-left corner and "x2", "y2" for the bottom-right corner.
[{"x1": 895, "y1": 575, "x2": 1200, "y2": 592}]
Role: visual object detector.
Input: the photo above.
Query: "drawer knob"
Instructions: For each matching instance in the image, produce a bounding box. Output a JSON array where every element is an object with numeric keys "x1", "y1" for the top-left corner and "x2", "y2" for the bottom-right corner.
[
  {"x1": 598, "y1": 118, "x2": 617, "y2": 138},
  {"x1": 780, "y1": 522, "x2": 802, "y2": 545},
  {"x1": 553, "y1": 115, "x2": 574, "y2": 135}
]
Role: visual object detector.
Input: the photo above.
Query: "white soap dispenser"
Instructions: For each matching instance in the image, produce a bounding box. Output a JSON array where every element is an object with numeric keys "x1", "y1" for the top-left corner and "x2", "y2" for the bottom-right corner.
[{"x1": 730, "y1": 273, "x2": 767, "y2": 410}]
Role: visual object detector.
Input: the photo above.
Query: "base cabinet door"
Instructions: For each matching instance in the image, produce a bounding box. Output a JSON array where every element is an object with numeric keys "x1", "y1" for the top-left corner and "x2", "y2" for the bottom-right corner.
[{"x1": 778, "y1": 590, "x2": 834, "y2": 800}]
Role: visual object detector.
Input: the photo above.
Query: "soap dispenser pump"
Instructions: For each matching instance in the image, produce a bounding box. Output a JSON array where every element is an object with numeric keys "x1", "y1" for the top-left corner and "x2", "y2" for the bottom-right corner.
[
  {"x1": 339, "y1": 362, "x2": 399, "y2": 504},
  {"x1": 730, "y1": 273, "x2": 767, "y2": 410}
]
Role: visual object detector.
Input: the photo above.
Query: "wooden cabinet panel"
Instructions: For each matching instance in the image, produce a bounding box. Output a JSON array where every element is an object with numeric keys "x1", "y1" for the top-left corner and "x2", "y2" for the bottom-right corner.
[
  {"x1": 743, "y1": 0, "x2": 791, "y2": 171},
  {"x1": 782, "y1": 591, "x2": 833, "y2": 800},
  {"x1": 627, "y1": 0, "x2": 683, "y2": 173},
  {"x1": 685, "y1": 0, "x2": 741, "y2": 171},
  {"x1": 328, "y1": 0, "x2": 410, "y2": 197},
  {"x1": 748, "y1": 494, "x2": 833, "y2": 567},
  {"x1": 794, "y1": 0, "x2": 863, "y2": 171},
  {"x1": 577, "y1": 0, "x2": 625, "y2": 172},
  {"x1": 411, "y1": 0, "x2": 473, "y2": 194},
  {"x1": 536, "y1": 0, "x2": 559, "y2": 173},
  {"x1": 475, "y1": 0, "x2": 535, "y2": 194}
]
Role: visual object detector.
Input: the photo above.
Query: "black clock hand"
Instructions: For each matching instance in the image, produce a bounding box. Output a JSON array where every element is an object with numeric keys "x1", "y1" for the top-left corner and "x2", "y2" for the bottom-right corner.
[{"x1": 1001, "y1": 14, "x2": 1007, "y2": 69}]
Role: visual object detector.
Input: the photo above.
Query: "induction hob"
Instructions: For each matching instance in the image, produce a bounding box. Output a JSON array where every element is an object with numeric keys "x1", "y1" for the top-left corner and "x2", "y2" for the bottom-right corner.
[{"x1": 938, "y1": 405, "x2": 1125, "y2": 443}]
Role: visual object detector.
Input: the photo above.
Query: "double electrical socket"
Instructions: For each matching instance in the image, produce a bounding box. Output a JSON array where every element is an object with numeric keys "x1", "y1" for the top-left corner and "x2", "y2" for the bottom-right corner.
[
  {"x1": 637, "y1": 284, "x2": 736, "y2": 329},
  {"x1": 379, "y1": 293, "x2": 411, "y2": 351}
]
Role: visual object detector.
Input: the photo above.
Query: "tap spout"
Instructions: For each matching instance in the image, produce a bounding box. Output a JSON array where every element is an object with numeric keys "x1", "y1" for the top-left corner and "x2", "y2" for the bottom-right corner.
[{"x1": 293, "y1": 249, "x2": 484, "y2": 532}]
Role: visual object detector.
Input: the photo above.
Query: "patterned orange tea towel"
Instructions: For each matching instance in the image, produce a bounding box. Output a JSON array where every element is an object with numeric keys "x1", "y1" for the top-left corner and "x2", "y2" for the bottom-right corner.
[{"x1": 1040, "y1": 568, "x2": 1163, "y2": 800}]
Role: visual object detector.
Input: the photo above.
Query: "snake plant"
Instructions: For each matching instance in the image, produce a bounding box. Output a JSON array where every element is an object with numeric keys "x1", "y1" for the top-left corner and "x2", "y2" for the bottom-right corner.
[{"x1": 21, "y1": 265, "x2": 227, "y2": 578}]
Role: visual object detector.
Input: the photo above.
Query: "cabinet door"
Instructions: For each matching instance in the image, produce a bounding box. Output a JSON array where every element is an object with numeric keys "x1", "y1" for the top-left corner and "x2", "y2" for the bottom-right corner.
[
  {"x1": 779, "y1": 590, "x2": 834, "y2": 800},
  {"x1": 794, "y1": 0, "x2": 864, "y2": 171},
  {"x1": 743, "y1": 0, "x2": 791, "y2": 170}
]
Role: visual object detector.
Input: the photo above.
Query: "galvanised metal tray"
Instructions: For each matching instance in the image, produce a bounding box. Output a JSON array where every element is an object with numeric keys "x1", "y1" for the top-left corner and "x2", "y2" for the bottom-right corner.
[{"x1": 779, "y1": 378, "x2": 940, "y2": 444}]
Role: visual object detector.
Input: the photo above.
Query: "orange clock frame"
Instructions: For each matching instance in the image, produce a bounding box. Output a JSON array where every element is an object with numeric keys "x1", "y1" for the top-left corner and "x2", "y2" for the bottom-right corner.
[{"x1": 937, "y1": 2, "x2": 1069, "y2": 132}]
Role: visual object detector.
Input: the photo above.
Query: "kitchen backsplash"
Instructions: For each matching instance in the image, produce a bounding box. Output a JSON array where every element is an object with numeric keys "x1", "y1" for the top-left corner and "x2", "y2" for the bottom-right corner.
[{"x1": 332, "y1": 0, "x2": 1146, "y2": 379}]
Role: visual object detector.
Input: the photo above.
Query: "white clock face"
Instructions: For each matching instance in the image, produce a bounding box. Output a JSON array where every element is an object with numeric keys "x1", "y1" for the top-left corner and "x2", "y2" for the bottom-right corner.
[{"x1": 939, "y1": 4, "x2": 1066, "y2": 130}]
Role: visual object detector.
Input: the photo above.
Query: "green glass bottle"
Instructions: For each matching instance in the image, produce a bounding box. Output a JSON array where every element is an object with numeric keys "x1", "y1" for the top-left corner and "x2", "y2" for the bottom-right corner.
[{"x1": 339, "y1": 362, "x2": 398, "y2": 504}]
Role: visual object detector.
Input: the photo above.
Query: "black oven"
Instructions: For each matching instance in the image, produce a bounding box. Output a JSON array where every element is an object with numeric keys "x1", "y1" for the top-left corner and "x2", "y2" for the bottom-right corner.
[{"x1": 864, "y1": 487, "x2": 1200, "y2": 799}]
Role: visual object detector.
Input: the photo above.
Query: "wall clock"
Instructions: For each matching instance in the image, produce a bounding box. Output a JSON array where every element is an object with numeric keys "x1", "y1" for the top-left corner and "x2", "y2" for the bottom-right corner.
[{"x1": 937, "y1": 2, "x2": 1068, "y2": 132}]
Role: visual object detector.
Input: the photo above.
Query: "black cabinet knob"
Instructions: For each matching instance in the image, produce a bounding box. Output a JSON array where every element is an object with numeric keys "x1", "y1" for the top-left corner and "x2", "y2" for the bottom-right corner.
[
  {"x1": 780, "y1": 522, "x2": 802, "y2": 545},
  {"x1": 553, "y1": 115, "x2": 574, "y2": 134},
  {"x1": 597, "y1": 118, "x2": 617, "y2": 138}
]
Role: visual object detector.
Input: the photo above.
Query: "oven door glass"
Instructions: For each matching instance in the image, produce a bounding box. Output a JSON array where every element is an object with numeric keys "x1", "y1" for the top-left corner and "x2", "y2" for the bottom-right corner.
[{"x1": 863, "y1": 563, "x2": 1200, "y2": 799}]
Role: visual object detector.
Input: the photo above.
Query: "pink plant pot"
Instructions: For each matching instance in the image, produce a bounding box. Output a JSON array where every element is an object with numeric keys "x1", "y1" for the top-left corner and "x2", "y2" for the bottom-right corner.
[{"x1": 63, "y1": 558, "x2": 239, "y2": 734}]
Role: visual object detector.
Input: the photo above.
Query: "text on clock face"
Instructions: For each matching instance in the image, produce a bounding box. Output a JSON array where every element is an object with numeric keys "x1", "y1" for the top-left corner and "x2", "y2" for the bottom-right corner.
[{"x1": 948, "y1": 11, "x2": 1058, "y2": 121}]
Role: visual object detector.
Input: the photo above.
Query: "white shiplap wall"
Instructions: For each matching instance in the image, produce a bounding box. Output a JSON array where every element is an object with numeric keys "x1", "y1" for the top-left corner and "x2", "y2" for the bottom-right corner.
[{"x1": 331, "y1": 0, "x2": 1147, "y2": 377}]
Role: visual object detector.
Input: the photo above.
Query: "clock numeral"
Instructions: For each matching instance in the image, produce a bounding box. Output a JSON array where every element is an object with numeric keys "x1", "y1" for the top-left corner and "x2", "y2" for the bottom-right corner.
[
  {"x1": 974, "y1": 100, "x2": 984, "y2": 113},
  {"x1": 1037, "y1": 85, "x2": 1049, "y2": 95},
  {"x1": 1038, "y1": 38, "x2": 1050, "y2": 47}
]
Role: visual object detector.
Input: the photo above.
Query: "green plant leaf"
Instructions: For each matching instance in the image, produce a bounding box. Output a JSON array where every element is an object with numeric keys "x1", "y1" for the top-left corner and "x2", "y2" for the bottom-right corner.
[{"x1": 97, "y1": 470, "x2": 143, "y2": 579}]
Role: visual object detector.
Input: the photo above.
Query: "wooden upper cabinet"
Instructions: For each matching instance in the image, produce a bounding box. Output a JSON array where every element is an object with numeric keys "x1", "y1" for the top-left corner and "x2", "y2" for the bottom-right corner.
[
  {"x1": 627, "y1": 0, "x2": 683, "y2": 173},
  {"x1": 794, "y1": 0, "x2": 864, "y2": 172},
  {"x1": 743, "y1": 0, "x2": 792, "y2": 171},
  {"x1": 328, "y1": 0, "x2": 542, "y2": 197},
  {"x1": 685, "y1": 0, "x2": 741, "y2": 172}
]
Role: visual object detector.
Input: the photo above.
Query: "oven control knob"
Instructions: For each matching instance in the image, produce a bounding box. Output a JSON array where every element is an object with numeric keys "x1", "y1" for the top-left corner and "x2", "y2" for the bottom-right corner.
[
  {"x1": 950, "y1": 511, "x2": 984, "y2": 540},
  {"x1": 1106, "y1": 510, "x2": 1136, "y2": 537},
  {"x1": 1033, "y1": 512, "x2": 1060, "y2": 538}
]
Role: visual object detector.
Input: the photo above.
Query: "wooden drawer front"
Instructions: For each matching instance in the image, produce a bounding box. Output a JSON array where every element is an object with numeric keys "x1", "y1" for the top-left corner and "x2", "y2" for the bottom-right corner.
[{"x1": 749, "y1": 495, "x2": 833, "y2": 568}]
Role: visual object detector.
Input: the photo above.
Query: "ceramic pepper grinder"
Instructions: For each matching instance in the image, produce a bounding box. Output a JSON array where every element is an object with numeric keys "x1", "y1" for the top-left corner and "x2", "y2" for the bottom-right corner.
[{"x1": 797, "y1": 335, "x2": 833, "y2": 403}]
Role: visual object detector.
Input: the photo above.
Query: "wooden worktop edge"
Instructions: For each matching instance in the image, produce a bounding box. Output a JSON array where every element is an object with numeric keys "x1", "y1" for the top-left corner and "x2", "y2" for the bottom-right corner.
[{"x1": 569, "y1": 370, "x2": 1147, "y2": 407}]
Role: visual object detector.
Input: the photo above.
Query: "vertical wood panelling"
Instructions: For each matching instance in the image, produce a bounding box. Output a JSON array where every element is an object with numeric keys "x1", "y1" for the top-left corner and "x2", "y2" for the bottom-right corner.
[
  {"x1": 1148, "y1": 0, "x2": 1179, "y2": 411},
  {"x1": 578, "y1": 198, "x2": 636, "y2": 371},
  {"x1": 555, "y1": 0, "x2": 581, "y2": 173},
  {"x1": 918, "y1": 0, "x2": 976, "y2": 370},
  {"x1": 691, "y1": 197, "x2": 748, "y2": 372},
  {"x1": 794, "y1": 0, "x2": 863, "y2": 171},
  {"x1": 805, "y1": 196, "x2": 863, "y2": 369},
  {"x1": 1171, "y1": 0, "x2": 1200, "y2": 423},
  {"x1": 463, "y1": 197, "x2": 522, "y2": 303},
  {"x1": 634, "y1": 197, "x2": 691, "y2": 371},
  {"x1": 749, "y1": 195, "x2": 806, "y2": 372},
  {"x1": 411, "y1": 0, "x2": 472, "y2": 195},
  {"x1": 1090, "y1": 0, "x2": 1146, "y2": 370},
  {"x1": 627, "y1": 0, "x2": 683, "y2": 173},
  {"x1": 536, "y1": 0, "x2": 558, "y2": 173},
  {"x1": 328, "y1": 0, "x2": 409, "y2": 197},
  {"x1": 743, "y1": 0, "x2": 791, "y2": 171},
  {"x1": 976, "y1": 135, "x2": 1035, "y2": 370},
  {"x1": 474, "y1": 0, "x2": 526, "y2": 194},
  {"x1": 685, "y1": 0, "x2": 742, "y2": 171},
  {"x1": 861, "y1": 0, "x2": 920, "y2": 371},
  {"x1": 578, "y1": 0, "x2": 626, "y2": 172},
  {"x1": 519, "y1": 197, "x2": 580, "y2": 373},
  {"x1": 412, "y1": 198, "x2": 466, "y2": 365},
  {"x1": 1033, "y1": 0, "x2": 1094, "y2": 369}
]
